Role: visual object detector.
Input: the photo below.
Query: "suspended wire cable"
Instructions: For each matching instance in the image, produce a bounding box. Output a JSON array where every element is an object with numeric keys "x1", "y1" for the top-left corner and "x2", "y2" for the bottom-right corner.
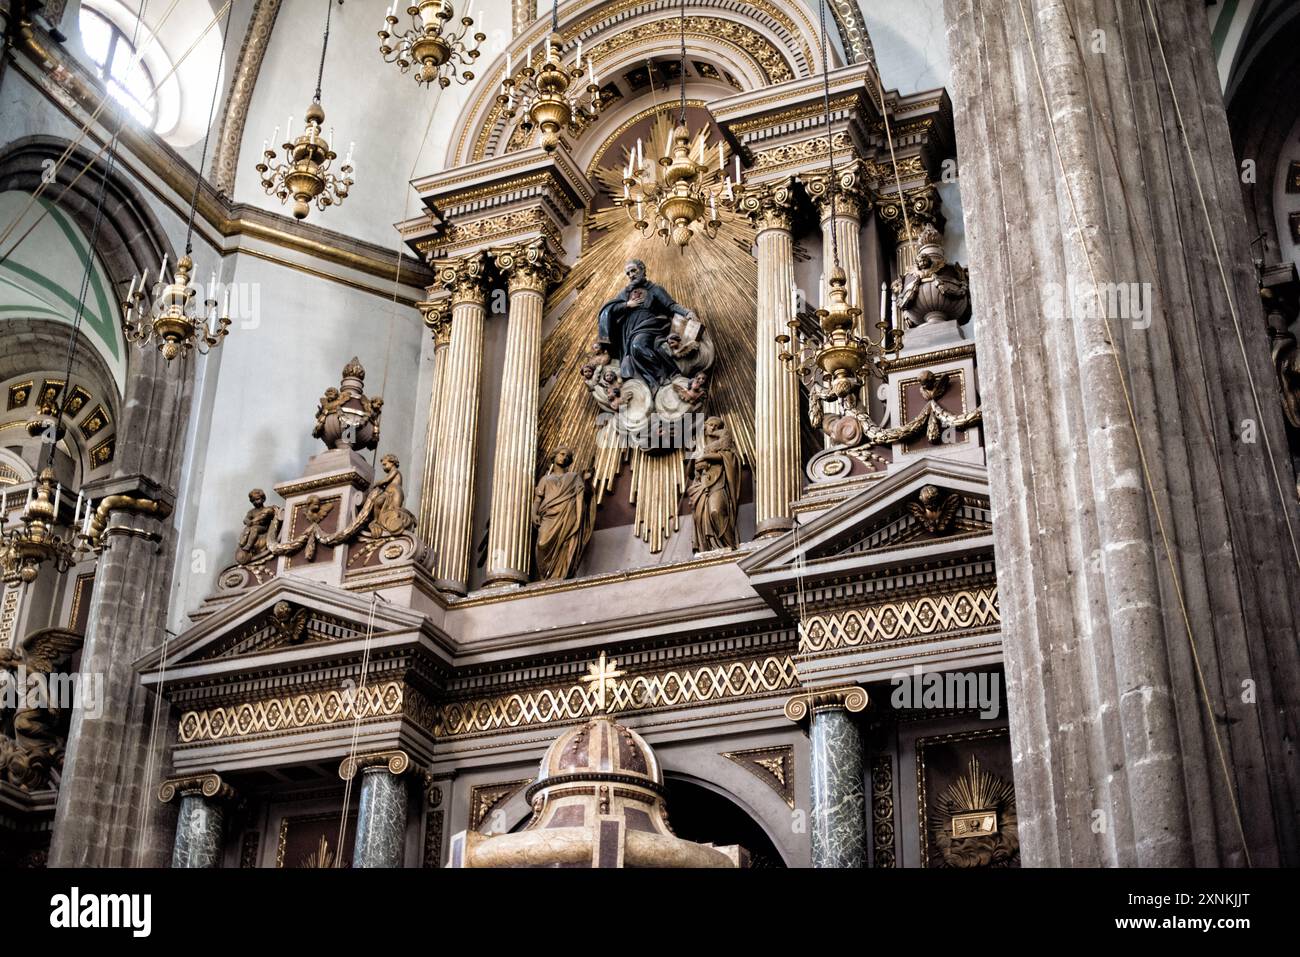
[
  {"x1": 44, "y1": 0, "x2": 155, "y2": 472},
  {"x1": 817, "y1": 0, "x2": 839, "y2": 270},
  {"x1": 0, "y1": 0, "x2": 231, "y2": 268},
  {"x1": 314, "y1": 0, "x2": 339, "y2": 103},
  {"x1": 678, "y1": 0, "x2": 687, "y2": 125},
  {"x1": 183, "y1": 0, "x2": 233, "y2": 256}
]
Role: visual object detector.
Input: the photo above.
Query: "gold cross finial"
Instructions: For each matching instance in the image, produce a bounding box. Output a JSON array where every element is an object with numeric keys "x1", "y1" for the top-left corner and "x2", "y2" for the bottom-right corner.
[{"x1": 582, "y1": 651, "x2": 623, "y2": 713}]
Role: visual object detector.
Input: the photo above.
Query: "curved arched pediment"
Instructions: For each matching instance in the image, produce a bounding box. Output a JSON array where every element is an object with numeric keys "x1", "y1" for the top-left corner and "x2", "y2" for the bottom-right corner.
[{"x1": 449, "y1": 0, "x2": 829, "y2": 167}]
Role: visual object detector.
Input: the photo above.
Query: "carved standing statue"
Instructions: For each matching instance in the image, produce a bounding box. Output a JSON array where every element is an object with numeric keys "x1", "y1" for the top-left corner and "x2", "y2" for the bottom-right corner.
[
  {"x1": 363, "y1": 454, "x2": 416, "y2": 537},
  {"x1": 235, "y1": 488, "x2": 279, "y2": 564},
  {"x1": 687, "y1": 416, "x2": 741, "y2": 552},
  {"x1": 0, "y1": 629, "x2": 83, "y2": 791},
  {"x1": 533, "y1": 448, "x2": 596, "y2": 580}
]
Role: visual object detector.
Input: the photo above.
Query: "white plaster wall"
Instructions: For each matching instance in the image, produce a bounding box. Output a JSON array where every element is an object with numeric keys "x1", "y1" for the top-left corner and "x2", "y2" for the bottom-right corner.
[
  {"x1": 171, "y1": 255, "x2": 425, "y2": 622},
  {"x1": 856, "y1": 0, "x2": 950, "y2": 94}
]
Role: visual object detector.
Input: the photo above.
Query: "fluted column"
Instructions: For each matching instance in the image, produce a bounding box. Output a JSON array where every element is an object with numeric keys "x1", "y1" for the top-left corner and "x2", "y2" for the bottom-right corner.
[
  {"x1": 877, "y1": 184, "x2": 942, "y2": 277},
  {"x1": 787, "y1": 687, "x2": 869, "y2": 868},
  {"x1": 341, "y1": 751, "x2": 412, "y2": 868},
  {"x1": 158, "y1": 774, "x2": 235, "y2": 869},
  {"x1": 744, "y1": 181, "x2": 801, "y2": 536},
  {"x1": 809, "y1": 166, "x2": 869, "y2": 335},
  {"x1": 485, "y1": 242, "x2": 560, "y2": 587},
  {"x1": 417, "y1": 301, "x2": 452, "y2": 542},
  {"x1": 430, "y1": 254, "x2": 489, "y2": 594}
]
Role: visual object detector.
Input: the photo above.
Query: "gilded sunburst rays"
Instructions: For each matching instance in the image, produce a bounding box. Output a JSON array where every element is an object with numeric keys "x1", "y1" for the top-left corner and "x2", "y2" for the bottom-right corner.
[{"x1": 538, "y1": 116, "x2": 757, "y2": 553}]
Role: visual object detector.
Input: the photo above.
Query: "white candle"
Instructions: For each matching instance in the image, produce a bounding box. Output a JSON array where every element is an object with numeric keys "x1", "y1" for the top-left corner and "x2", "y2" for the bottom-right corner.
[
  {"x1": 710, "y1": 193, "x2": 717, "y2": 220},
  {"x1": 637, "y1": 138, "x2": 643, "y2": 167},
  {"x1": 53, "y1": 482, "x2": 61, "y2": 515},
  {"x1": 75, "y1": 490, "x2": 83, "y2": 524},
  {"x1": 288, "y1": 115, "x2": 294, "y2": 134},
  {"x1": 589, "y1": 59, "x2": 594, "y2": 84},
  {"x1": 790, "y1": 280, "x2": 799, "y2": 315},
  {"x1": 209, "y1": 271, "x2": 217, "y2": 300},
  {"x1": 126, "y1": 274, "x2": 138, "y2": 300},
  {"x1": 271, "y1": 125, "x2": 279, "y2": 147},
  {"x1": 158, "y1": 253, "x2": 168, "y2": 284},
  {"x1": 262, "y1": 138, "x2": 268, "y2": 155},
  {"x1": 576, "y1": 38, "x2": 582, "y2": 67},
  {"x1": 223, "y1": 288, "x2": 230, "y2": 316},
  {"x1": 1, "y1": 491, "x2": 6, "y2": 524},
  {"x1": 735, "y1": 156, "x2": 741, "y2": 184},
  {"x1": 82, "y1": 501, "x2": 93, "y2": 536},
  {"x1": 718, "y1": 143, "x2": 724, "y2": 172},
  {"x1": 25, "y1": 486, "x2": 33, "y2": 510},
  {"x1": 346, "y1": 142, "x2": 355, "y2": 165},
  {"x1": 636, "y1": 201, "x2": 644, "y2": 221}
]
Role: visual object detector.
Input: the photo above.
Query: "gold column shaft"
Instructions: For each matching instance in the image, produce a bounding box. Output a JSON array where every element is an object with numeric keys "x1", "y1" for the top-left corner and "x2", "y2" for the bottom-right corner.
[
  {"x1": 417, "y1": 331, "x2": 451, "y2": 542},
  {"x1": 755, "y1": 221, "x2": 800, "y2": 536},
  {"x1": 484, "y1": 279, "x2": 545, "y2": 586},
  {"x1": 431, "y1": 294, "x2": 487, "y2": 594}
]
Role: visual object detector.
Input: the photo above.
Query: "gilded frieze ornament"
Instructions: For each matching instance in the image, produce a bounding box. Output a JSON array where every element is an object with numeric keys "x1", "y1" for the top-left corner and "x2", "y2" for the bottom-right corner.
[
  {"x1": 255, "y1": 1, "x2": 355, "y2": 220},
  {"x1": 497, "y1": 2, "x2": 602, "y2": 152},
  {"x1": 377, "y1": 1, "x2": 485, "y2": 89}
]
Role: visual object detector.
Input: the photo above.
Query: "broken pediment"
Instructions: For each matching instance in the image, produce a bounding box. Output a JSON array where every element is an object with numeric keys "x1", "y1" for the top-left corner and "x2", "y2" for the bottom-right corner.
[{"x1": 740, "y1": 457, "x2": 993, "y2": 582}]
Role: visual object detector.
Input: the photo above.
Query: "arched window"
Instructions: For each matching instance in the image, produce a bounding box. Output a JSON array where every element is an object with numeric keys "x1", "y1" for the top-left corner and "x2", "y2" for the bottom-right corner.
[{"x1": 79, "y1": 5, "x2": 159, "y2": 127}]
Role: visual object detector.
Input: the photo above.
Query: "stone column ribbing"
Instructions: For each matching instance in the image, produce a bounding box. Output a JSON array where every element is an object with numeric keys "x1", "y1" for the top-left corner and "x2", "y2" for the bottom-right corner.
[
  {"x1": 945, "y1": 0, "x2": 1300, "y2": 866},
  {"x1": 745, "y1": 181, "x2": 800, "y2": 537},
  {"x1": 430, "y1": 255, "x2": 488, "y2": 595},
  {"x1": 485, "y1": 243, "x2": 556, "y2": 587}
]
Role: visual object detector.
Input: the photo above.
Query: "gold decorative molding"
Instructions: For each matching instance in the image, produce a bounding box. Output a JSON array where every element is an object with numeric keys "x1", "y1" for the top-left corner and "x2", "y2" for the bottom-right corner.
[
  {"x1": 177, "y1": 680, "x2": 405, "y2": 744},
  {"x1": 158, "y1": 772, "x2": 236, "y2": 803},
  {"x1": 469, "y1": 778, "x2": 531, "y2": 830},
  {"x1": 752, "y1": 132, "x2": 856, "y2": 174},
  {"x1": 727, "y1": 94, "x2": 862, "y2": 136},
  {"x1": 211, "y1": 0, "x2": 282, "y2": 194},
  {"x1": 439, "y1": 655, "x2": 799, "y2": 737},
  {"x1": 798, "y1": 587, "x2": 1000, "y2": 655},
  {"x1": 871, "y1": 754, "x2": 896, "y2": 867},
  {"x1": 721, "y1": 745, "x2": 796, "y2": 809},
  {"x1": 783, "y1": 685, "x2": 868, "y2": 722}
]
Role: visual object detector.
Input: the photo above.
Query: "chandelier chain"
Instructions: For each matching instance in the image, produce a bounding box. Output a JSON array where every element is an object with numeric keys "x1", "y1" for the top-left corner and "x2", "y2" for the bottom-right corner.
[
  {"x1": 678, "y1": 0, "x2": 687, "y2": 124},
  {"x1": 315, "y1": 0, "x2": 340, "y2": 103},
  {"x1": 818, "y1": 0, "x2": 839, "y2": 271}
]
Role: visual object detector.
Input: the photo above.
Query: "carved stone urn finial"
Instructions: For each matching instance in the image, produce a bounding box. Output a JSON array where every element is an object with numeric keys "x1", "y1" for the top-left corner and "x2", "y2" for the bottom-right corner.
[{"x1": 313, "y1": 357, "x2": 383, "y2": 452}]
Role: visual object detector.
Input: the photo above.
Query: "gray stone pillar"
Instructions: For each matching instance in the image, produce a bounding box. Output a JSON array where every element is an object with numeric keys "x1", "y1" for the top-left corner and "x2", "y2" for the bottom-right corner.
[
  {"x1": 342, "y1": 751, "x2": 411, "y2": 868},
  {"x1": 945, "y1": 0, "x2": 1300, "y2": 866},
  {"x1": 159, "y1": 774, "x2": 235, "y2": 869},
  {"x1": 787, "y1": 687, "x2": 868, "y2": 868}
]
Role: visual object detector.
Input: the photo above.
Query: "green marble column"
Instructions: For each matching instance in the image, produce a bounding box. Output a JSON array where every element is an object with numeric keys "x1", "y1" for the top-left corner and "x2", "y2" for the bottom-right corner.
[
  {"x1": 159, "y1": 774, "x2": 234, "y2": 869},
  {"x1": 788, "y1": 687, "x2": 868, "y2": 868},
  {"x1": 342, "y1": 751, "x2": 412, "y2": 868}
]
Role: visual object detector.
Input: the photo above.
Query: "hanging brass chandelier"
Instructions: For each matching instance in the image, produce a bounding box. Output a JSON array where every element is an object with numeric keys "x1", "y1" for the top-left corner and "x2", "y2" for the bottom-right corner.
[
  {"x1": 257, "y1": 0, "x2": 354, "y2": 219},
  {"x1": 617, "y1": 0, "x2": 735, "y2": 249},
  {"x1": 776, "y1": 0, "x2": 902, "y2": 395},
  {"x1": 125, "y1": 6, "x2": 239, "y2": 360},
  {"x1": 0, "y1": 470, "x2": 88, "y2": 585},
  {"x1": 497, "y1": 1, "x2": 602, "y2": 152},
  {"x1": 377, "y1": 0, "x2": 484, "y2": 88}
]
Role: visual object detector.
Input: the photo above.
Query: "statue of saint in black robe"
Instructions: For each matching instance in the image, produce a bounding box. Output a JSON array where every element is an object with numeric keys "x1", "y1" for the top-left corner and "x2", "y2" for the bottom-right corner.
[{"x1": 597, "y1": 261, "x2": 694, "y2": 389}]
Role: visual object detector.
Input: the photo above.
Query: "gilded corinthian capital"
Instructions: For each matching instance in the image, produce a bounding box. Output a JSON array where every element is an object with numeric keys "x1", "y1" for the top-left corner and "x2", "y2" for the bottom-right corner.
[
  {"x1": 436, "y1": 252, "x2": 491, "y2": 304},
  {"x1": 738, "y1": 179, "x2": 798, "y2": 233},
  {"x1": 494, "y1": 239, "x2": 566, "y2": 295},
  {"x1": 875, "y1": 182, "x2": 944, "y2": 243},
  {"x1": 805, "y1": 160, "x2": 871, "y2": 222},
  {"x1": 417, "y1": 298, "x2": 452, "y2": 346}
]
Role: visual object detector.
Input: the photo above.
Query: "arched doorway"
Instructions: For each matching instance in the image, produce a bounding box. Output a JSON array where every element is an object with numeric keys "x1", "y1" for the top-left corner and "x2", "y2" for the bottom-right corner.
[{"x1": 663, "y1": 776, "x2": 786, "y2": 868}]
